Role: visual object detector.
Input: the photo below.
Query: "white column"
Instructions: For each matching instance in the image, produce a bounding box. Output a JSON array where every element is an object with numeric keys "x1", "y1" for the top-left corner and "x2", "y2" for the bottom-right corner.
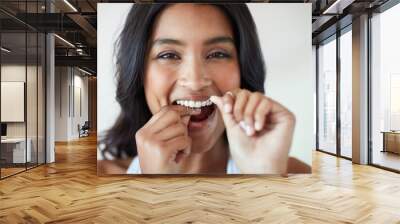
[
  {"x1": 352, "y1": 14, "x2": 369, "y2": 164},
  {"x1": 46, "y1": 32, "x2": 55, "y2": 163}
]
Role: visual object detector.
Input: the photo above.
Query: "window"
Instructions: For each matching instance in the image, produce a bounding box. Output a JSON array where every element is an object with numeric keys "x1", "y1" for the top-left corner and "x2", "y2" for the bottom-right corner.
[
  {"x1": 318, "y1": 37, "x2": 337, "y2": 154},
  {"x1": 370, "y1": 2, "x2": 400, "y2": 171},
  {"x1": 339, "y1": 29, "x2": 352, "y2": 158}
]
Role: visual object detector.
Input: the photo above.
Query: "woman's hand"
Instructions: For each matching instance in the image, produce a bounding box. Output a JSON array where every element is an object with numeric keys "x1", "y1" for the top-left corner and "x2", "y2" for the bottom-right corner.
[
  {"x1": 135, "y1": 105, "x2": 200, "y2": 174},
  {"x1": 210, "y1": 89, "x2": 296, "y2": 174}
]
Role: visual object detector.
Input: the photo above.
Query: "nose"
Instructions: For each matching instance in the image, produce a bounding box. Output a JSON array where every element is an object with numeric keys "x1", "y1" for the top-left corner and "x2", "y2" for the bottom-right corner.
[{"x1": 177, "y1": 56, "x2": 211, "y2": 91}]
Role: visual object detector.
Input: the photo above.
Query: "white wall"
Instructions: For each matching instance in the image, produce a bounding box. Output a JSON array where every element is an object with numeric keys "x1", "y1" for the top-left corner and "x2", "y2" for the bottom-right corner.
[
  {"x1": 1, "y1": 66, "x2": 26, "y2": 127},
  {"x1": 97, "y1": 4, "x2": 128, "y2": 140},
  {"x1": 248, "y1": 3, "x2": 313, "y2": 166},
  {"x1": 72, "y1": 72, "x2": 89, "y2": 138},
  {"x1": 1, "y1": 63, "x2": 46, "y2": 163},
  {"x1": 1, "y1": 65, "x2": 37, "y2": 138},
  {"x1": 55, "y1": 67, "x2": 68, "y2": 141},
  {"x1": 97, "y1": 3, "x2": 313, "y2": 166},
  {"x1": 54, "y1": 67, "x2": 89, "y2": 141}
]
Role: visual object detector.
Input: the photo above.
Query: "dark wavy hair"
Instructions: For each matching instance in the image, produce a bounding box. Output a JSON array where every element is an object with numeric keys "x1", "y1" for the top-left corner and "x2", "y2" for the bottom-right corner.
[{"x1": 101, "y1": 3, "x2": 266, "y2": 159}]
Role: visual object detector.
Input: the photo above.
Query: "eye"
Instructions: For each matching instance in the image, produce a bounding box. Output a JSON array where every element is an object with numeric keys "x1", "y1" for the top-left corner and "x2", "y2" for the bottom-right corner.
[
  {"x1": 207, "y1": 51, "x2": 231, "y2": 59},
  {"x1": 157, "y1": 52, "x2": 180, "y2": 60}
]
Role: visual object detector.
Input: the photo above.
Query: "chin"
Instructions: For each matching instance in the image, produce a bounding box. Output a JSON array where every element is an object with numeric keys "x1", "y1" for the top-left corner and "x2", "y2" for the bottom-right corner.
[{"x1": 190, "y1": 139, "x2": 214, "y2": 154}]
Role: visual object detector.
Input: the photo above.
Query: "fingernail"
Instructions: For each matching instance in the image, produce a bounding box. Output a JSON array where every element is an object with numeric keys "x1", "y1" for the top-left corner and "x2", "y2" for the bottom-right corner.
[
  {"x1": 224, "y1": 103, "x2": 232, "y2": 113},
  {"x1": 245, "y1": 125, "x2": 255, "y2": 136},
  {"x1": 239, "y1": 121, "x2": 247, "y2": 130},
  {"x1": 239, "y1": 121, "x2": 254, "y2": 136},
  {"x1": 255, "y1": 121, "x2": 263, "y2": 131}
]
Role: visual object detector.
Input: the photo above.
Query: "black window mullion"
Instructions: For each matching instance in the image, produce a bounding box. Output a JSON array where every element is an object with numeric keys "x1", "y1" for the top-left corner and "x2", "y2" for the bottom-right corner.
[
  {"x1": 336, "y1": 30, "x2": 341, "y2": 157},
  {"x1": 316, "y1": 45, "x2": 320, "y2": 151},
  {"x1": 25, "y1": 0, "x2": 28, "y2": 171},
  {"x1": 367, "y1": 10, "x2": 373, "y2": 165},
  {"x1": 36, "y1": 0, "x2": 39, "y2": 168}
]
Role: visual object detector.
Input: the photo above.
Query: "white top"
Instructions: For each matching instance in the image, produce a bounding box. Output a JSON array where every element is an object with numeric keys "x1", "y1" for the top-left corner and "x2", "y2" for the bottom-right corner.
[{"x1": 126, "y1": 156, "x2": 241, "y2": 174}]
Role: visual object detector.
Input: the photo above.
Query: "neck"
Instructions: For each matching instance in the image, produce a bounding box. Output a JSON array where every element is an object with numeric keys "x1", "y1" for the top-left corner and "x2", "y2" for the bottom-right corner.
[{"x1": 181, "y1": 136, "x2": 229, "y2": 173}]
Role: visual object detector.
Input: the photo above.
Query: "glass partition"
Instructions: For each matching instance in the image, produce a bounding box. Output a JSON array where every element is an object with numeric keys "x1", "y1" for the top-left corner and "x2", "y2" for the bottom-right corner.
[
  {"x1": 38, "y1": 32, "x2": 45, "y2": 165},
  {"x1": 317, "y1": 36, "x2": 337, "y2": 155},
  {"x1": 371, "y1": 3, "x2": 400, "y2": 171},
  {"x1": 0, "y1": 1, "x2": 46, "y2": 179},
  {"x1": 1, "y1": 30, "x2": 28, "y2": 177},
  {"x1": 27, "y1": 31, "x2": 38, "y2": 169},
  {"x1": 27, "y1": 0, "x2": 37, "y2": 170}
]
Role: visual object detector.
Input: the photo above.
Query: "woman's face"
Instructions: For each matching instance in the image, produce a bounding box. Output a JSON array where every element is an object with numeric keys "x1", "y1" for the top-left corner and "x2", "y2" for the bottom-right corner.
[{"x1": 144, "y1": 4, "x2": 240, "y2": 153}]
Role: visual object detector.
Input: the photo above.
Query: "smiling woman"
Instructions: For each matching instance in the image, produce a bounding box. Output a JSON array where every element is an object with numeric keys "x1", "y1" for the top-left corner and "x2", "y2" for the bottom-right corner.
[{"x1": 100, "y1": 3, "x2": 309, "y2": 174}]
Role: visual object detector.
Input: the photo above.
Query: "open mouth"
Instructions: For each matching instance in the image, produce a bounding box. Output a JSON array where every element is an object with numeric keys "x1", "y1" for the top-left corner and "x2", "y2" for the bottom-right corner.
[{"x1": 173, "y1": 99, "x2": 216, "y2": 123}]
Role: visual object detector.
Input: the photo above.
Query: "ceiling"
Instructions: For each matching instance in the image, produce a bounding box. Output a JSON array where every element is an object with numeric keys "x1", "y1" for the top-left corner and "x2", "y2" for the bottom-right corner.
[{"x1": 0, "y1": 0, "x2": 393, "y2": 75}]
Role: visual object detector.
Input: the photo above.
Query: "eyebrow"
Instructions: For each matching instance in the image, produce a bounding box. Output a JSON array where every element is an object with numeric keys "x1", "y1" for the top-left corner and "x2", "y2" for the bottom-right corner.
[
  {"x1": 151, "y1": 36, "x2": 235, "y2": 47},
  {"x1": 152, "y1": 38, "x2": 184, "y2": 46},
  {"x1": 204, "y1": 36, "x2": 235, "y2": 46}
]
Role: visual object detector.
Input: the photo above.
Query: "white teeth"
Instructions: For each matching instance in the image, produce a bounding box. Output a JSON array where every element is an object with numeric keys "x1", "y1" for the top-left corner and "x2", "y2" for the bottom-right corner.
[{"x1": 175, "y1": 99, "x2": 213, "y2": 108}]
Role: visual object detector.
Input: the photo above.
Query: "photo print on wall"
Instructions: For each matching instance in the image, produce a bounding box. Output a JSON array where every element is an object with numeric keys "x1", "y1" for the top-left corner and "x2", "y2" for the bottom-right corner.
[{"x1": 97, "y1": 3, "x2": 313, "y2": 175}]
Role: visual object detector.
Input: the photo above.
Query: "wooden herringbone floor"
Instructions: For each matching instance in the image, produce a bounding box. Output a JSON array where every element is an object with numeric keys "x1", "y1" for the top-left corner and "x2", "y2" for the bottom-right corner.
[{"x1": 1, "y1": 135, "x2": 400, "y2": 224}]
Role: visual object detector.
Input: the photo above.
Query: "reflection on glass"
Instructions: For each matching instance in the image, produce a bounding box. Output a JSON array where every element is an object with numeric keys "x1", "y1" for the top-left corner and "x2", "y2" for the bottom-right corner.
[
  {"x1": 318, "y1": 38, "x2": 337, "y2": 154},
  {"x1": 38, "y1": 33, "x2": 46, "y2": 165},
  {"x1": 371, "y1": 3, "x2": 400, "y2": 171},
  {"x1": 340, "y1": 29, "x2": 352, "y2": 158},
  {"x1": 27, "y1": 31, "x2": 38, "y2": 169},
  {"x1": 0, "y1": 1, "x2": 47, "y2": 179},
  {"x1": 1, "y1": 31, "x2": 27, "y2": 177}
]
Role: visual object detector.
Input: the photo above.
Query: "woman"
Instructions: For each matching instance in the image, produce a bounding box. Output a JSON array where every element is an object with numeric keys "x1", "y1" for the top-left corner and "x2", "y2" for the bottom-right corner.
[{"x1": 101, "y1": 3, "x2": 305, "y2": 174}]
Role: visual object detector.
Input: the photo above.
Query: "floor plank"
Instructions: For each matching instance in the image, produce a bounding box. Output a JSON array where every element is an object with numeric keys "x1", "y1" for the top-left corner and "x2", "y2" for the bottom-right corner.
[{"x1": 1, "y1": 135, "x2": 400, "y2": 223}]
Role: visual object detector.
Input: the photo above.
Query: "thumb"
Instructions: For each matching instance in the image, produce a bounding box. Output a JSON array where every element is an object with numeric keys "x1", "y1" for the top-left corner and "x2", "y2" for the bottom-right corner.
[
  {"x1": 181, "y1": 115, "x2": 191, "y2": 126},
  {"x1": 210, "y1": 95, "x2": 236, "y2": 129}
]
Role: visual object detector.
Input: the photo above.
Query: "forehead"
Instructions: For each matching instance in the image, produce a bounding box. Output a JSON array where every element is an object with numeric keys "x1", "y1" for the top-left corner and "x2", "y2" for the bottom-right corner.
[{"x1": 151, "y1": 4, "x2": 234, "y2": 41}]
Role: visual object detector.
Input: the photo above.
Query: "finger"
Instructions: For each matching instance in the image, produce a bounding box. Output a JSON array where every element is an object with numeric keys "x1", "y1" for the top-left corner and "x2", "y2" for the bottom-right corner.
[
  {"x1": 243, "y1": 93, "x2": 262, "y2": 131},
  {"x1": 144, "y1": 105, "x2": 200, "y2": 128},
  {"x1": 156, "y1": 122, "x2": 187, "y2": 141},
  {"x1": 170, "y1": 105, "x2": 202, "y2": 117},
  {"x1": 210, "y1": 94, "x2": 236, "y2": 128},
  {"x1": 150, "y1": 106, "x2": 200, "y2": 133},
  {"x1": 181, "y1": 115, "x2": 191, "y2": 127},
  {"x1": 222, "y1": 91, "x2": 235, "y2": 113},
  {"x1": 233, "y1": 89, "x2": 250, "y2": 122},
  {"x1": 164, "y1": 136, "x2": 192, "y2": 163},
  {"x1": 149, "y1": 109, "x2": 181, "y2": 134},
  {"x1": 254, "y1": 98, "x2": 272, "y2": 131},
  {"x1": 267, "y1": 99, "x2": 296, "y2": 126}
]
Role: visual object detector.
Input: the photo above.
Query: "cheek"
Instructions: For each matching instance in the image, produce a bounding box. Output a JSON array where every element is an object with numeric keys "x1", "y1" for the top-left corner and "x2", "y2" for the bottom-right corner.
[
  {"x1": 144, "y1": 65, "x2": 177, "y2": 113},
  {"x1": 208, "y1": 63, "x2": 240, "y2": 94}
]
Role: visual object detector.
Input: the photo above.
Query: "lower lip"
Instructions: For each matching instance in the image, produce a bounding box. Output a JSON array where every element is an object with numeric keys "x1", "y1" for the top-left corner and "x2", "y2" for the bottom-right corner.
[{"x1": 188, "y1": 108, "x2": 216, "y2": 132}]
